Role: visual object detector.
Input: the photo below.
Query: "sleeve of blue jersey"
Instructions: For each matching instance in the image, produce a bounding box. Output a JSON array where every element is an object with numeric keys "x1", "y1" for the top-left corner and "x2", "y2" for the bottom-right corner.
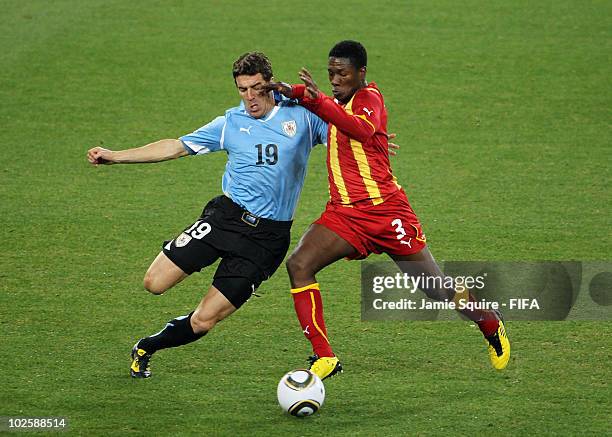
[{"x1": 180, "y1": 115, "x2": 226, "y2": 155}]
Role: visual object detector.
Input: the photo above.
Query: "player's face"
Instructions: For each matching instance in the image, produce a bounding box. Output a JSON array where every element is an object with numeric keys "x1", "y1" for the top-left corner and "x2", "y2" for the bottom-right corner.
[
  {"x1": 235, "y1": 73, "x2": 275, "y2": 118},
  {"x1": 328, "y1": 57, "x2": 366, "y2": 104}
]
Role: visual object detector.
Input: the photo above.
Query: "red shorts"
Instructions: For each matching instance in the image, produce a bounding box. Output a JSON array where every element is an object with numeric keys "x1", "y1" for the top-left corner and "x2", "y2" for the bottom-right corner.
[{"x1": 314, "y1": 190, "x2": 427, "y2": 260}]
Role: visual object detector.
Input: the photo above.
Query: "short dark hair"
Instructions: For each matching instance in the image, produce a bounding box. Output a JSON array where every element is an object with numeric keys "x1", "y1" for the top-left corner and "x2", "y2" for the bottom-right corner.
[
  {"x1": 232, "y1": 52, "x2": 273, "y2": 81},
  {"x1": 329, "y1": 40, "x2": 367, "y2": 69}
]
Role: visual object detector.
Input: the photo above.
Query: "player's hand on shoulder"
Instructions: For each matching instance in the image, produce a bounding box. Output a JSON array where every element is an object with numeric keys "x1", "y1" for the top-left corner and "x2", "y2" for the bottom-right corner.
[{"x1": 87, "y1": 146, "x2": 115, "y2": 165}]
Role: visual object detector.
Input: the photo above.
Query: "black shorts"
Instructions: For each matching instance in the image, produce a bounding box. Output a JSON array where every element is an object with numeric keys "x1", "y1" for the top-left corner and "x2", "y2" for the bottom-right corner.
[{"x1": 162, "y1": 196, "x2": 292, "y2": 308}]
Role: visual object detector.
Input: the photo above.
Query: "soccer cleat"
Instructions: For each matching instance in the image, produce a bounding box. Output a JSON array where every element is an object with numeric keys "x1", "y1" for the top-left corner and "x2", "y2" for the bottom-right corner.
[
  {"x1": 308, "y1": 354, "x2": 343, "y2": 380},
  {"x1": 130, "y1": 342, "x2": 152, "y2": 378},
  {"x1": 484, "y1": 310, "x2": 511, "y2": 370}
]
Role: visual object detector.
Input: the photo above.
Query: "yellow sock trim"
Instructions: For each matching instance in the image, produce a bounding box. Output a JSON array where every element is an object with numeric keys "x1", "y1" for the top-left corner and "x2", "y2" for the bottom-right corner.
[
  {"x1": 310, "y1": 291, "x2": 329, "y2": 343},
  {"x1": 452, "y1": 289, "x2": 469, "y2": 307},
  {"x1": 290, "y1": 283, "x2": 320, "y2": 294}
]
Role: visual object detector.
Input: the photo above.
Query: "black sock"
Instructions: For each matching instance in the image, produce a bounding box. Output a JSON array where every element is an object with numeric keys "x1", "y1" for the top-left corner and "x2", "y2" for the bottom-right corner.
[{"x1": 138, "y1": 312, "x2": 206, "y2": 354}]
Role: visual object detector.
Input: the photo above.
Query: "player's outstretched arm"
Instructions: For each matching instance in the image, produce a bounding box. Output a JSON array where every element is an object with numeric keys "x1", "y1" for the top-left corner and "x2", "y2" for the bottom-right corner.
[
  {"x1": 263, "y1": 76, "x2": 318, "y2": 100},
  {"x1": 263, "y1": 81, "x2": 293, "y2": 98},
  {"x1": 289, "y1": 68, "x2": 378, "y2": 143},
  {"x1": 87, "y1": 139, "x2": 188, "y2": 165}
]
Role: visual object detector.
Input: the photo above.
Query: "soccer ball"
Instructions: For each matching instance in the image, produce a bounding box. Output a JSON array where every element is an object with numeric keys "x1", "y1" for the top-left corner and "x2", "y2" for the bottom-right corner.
[{"x1": 277, "y1": 369, "x2": 325, "y2": 416}]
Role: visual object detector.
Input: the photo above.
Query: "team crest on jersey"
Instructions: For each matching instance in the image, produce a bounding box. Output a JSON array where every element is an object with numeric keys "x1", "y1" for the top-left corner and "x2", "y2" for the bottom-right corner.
[
  {"x1": 175, "y1": 232, "x2": 192, "y2": 248},
  {"x1": 282, "y1": 120, "x2": 297, "y2": 137}
]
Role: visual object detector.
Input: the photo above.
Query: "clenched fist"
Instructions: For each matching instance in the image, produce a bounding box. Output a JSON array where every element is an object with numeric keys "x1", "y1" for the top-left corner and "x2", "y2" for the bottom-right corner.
[{"x1": 87, "y1": 147, "x2": 115, "y2": 165}]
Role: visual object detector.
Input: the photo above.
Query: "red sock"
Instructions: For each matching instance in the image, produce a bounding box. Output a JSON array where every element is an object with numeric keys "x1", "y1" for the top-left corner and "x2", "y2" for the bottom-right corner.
[
  {"x1": 453, "y1": 290, "x2": 499, "y2": 336},
  {"x1": 476, "y1": 312, "x2": 499, "y2": 337},
  {"x1": 291, "y1": 283, "x2": 334, "y2": 358}
]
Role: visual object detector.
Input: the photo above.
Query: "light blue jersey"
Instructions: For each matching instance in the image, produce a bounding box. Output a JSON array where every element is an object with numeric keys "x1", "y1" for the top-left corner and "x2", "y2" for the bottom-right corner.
[{"x1": 180, "y1": 97, "x2": 327, "y2": 221}]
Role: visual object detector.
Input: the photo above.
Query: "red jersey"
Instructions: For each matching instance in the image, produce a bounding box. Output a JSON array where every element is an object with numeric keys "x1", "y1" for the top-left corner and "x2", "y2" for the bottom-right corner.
[{"x1": 292, "y1": 83, "x2": 401, "y2": 207}]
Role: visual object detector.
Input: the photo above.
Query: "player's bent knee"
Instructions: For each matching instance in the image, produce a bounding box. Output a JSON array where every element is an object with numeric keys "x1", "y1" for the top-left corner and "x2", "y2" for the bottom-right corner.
[
  {"x1": 143, "y1": 273, "x2": 167, "y2": 295},
  {"x1": 286, "y1": 252, "x2": 310, "y2": 278}
]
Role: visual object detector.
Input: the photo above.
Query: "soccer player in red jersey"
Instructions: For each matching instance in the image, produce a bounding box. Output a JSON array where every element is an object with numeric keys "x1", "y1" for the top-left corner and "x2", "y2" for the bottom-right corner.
[{"x1": 267, "y1": 41, "x2": 510, "y2": 378}]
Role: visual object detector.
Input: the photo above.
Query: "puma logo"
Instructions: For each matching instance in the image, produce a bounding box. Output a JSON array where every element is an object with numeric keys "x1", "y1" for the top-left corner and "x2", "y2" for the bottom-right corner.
[
  {"x1": 400, "y1": 237, "x2": 412, "y2": 247},
  {"x1": 363, "y1": 107, "x2": 373, "y2": 116},
  {"x1": 240, "y1": 126, "x2": 253, "y2": 135},
  {"x1": 303, "y1": 325, "x2": 310, "y2": 335}
]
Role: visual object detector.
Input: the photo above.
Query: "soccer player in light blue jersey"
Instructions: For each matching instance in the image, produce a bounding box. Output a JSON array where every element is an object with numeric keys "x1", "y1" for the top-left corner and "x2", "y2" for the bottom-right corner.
[{"x1": 87, "y1": 52, "x2": 327, "y2": 378}]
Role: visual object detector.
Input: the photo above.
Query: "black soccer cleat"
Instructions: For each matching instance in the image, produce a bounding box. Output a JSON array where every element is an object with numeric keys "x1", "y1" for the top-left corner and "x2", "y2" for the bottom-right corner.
[
  {"x1": 130, "y1": 342, "x2": 153, "y2": 378},
  {"x1": 308, "y1": 354, "x2": 343, "y2": 380}
]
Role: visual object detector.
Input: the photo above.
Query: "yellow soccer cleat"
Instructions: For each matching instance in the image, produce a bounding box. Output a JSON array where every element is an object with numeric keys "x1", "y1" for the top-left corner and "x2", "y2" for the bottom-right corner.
[
  {"x1": 308, "y1": 355, "x2": 343, "y2": 380},
  {"x1": 484, "y1": 312, "x2": 511, "y2": 370},
  {"x1": 130, "y1": 342, "x2": 153, "y2": 378}
]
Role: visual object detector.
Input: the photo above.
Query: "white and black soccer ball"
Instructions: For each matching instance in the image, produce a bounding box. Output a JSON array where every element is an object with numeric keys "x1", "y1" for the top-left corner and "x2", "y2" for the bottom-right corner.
[{"x1": 277, "y1": 369, "x2": 325, "y2": 417}]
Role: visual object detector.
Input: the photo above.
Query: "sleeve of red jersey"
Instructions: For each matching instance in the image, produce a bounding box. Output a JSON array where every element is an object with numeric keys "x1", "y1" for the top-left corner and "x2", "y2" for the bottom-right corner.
[{"x1": 290, "y1": 84, "x2": 382, "y2": 143}]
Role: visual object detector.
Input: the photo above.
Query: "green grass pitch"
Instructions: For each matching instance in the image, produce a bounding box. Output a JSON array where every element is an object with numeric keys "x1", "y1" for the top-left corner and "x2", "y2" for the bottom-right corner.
[{"x1": 1, "y1": 0, "x2": 610, "y2": 435}]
